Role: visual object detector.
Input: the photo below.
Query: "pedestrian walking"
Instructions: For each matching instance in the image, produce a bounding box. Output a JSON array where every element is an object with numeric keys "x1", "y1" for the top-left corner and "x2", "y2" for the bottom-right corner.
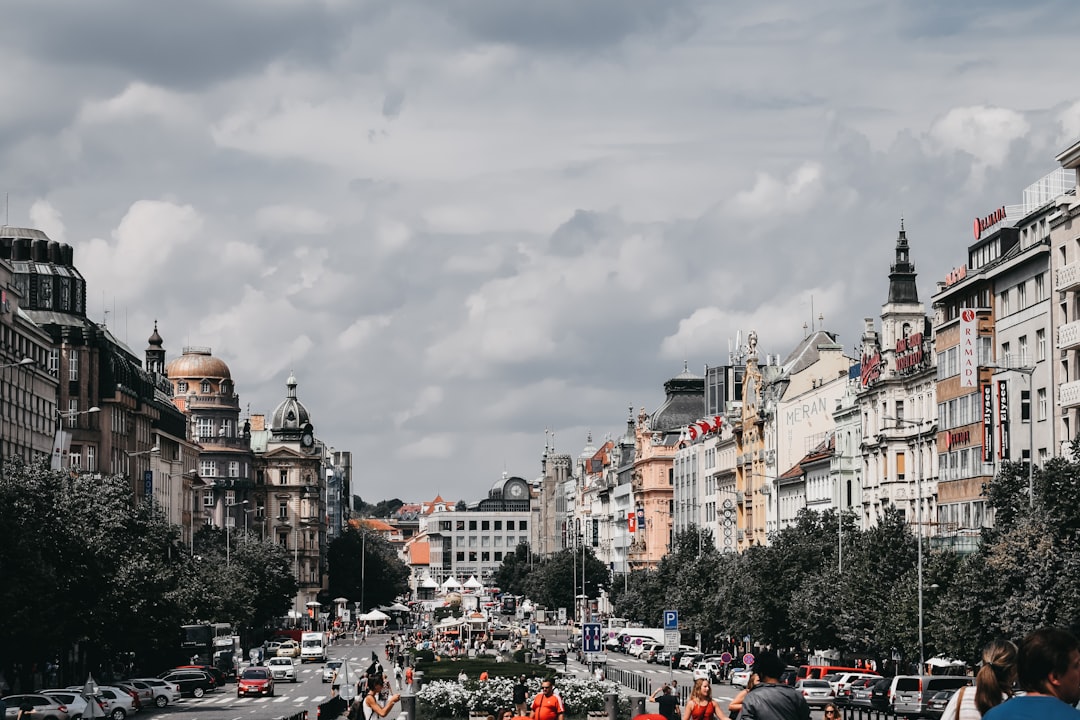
[
  {"x1": 405, "y1": 666, "x2": 414, "y2": 690},
  {"x1": 682, "y1": 678, "x2": 722, "y2": 720},
  {"x1": 983, "y1": 628, "x2": 1080, "y2": 720},
  {"x1": 737, "y1": 652, "x2": 811, "y2": 720},
  {"x1": 513, "y1": 674, "x2": 529, "y2": 715},
  {"x1": 940, "y1": 638, "x2": 1018, "y2": 720},
  {"x1": 727, "y1": 672, "x2": 758, "y2": 720},
  {"x1": 361, "y1": 676, "x2": 401, "y2": 719}
]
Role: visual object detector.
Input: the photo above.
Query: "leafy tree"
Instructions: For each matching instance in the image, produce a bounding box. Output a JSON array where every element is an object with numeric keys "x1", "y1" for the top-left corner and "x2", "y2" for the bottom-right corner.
[
  {"x1": 491, "y1": 542, "x2": 539, "y2": 597},
  {"x1": 522, "y1": 546, "x2": 608, "y2": 617},
  {"x1": 324, "y1": 527, "x2": 409, "y2": 611}
]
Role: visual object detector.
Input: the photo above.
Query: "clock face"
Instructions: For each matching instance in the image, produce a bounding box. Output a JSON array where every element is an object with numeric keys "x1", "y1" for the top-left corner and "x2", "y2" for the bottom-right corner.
[
  {"x1": 301, "y1": 433, "x2": 314, "y2": 447},
  {"x1": 508, "y1": 482, "x2": 525, "y2": 498}
]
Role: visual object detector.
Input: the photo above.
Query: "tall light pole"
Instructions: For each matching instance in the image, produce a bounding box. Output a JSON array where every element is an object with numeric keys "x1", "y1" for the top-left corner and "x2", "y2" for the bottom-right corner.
[{"x1": 884, "y1": 414, "x2": 930, "y2": 671}]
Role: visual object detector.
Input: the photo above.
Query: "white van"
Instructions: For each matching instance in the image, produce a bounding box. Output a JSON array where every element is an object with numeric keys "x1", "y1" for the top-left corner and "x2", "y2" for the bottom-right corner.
[{"x1": 300, "y1": 631, "x2": 327, "y2": 662}]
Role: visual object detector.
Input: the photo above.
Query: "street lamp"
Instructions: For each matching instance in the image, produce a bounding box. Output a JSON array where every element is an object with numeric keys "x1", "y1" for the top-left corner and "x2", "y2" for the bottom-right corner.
[
  {"x1": 986, "y1": 364, "x2": 1037, "y2": 507},
  {"x1": 51, "y1": 406, "x2": 101, "y2": 471},
  {"x1": 883, "y1": 414, "x2": 931, "y2": 671}
]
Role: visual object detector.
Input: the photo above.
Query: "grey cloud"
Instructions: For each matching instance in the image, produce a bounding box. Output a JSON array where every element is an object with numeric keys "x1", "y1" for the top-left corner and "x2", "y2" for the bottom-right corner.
[{"x1": 382, "y1": 90, "x2": 405, "y2": 119}]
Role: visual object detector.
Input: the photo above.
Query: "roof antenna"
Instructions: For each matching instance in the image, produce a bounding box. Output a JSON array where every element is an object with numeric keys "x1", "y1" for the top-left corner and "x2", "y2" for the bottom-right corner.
[{"x1": 4, "y1": 192, "x2": 8, "y2": 226}]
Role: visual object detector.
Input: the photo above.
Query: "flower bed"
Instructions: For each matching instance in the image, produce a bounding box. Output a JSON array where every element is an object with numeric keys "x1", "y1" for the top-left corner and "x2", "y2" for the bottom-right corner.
[{"x1": 417, "y1": 677, "x2": 622, "y2": 718}]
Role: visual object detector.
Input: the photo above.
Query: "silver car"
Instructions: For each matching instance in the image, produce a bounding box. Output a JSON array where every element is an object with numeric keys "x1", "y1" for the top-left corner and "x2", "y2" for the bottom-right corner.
[
  {"x1": 126, "y1": 679, "x2": 179, "y2": 708},
  {"x1": 267, "y1": 658, "x2": 297, "y2": 683},
  {"x1": 3, "y1": 694, "x2": 72, "y2": 720}
]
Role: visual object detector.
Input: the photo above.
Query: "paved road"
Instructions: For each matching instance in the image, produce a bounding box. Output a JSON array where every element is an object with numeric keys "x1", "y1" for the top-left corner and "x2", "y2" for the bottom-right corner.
[{"x1": 151, "y1": 636, "x2": 402, "y2": 720}]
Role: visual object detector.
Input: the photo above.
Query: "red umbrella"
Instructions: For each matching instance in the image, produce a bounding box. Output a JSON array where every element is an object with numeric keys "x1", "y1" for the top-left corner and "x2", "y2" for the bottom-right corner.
[{"x1": 633, "y1": 715, "x2": 669, "y2": 720}]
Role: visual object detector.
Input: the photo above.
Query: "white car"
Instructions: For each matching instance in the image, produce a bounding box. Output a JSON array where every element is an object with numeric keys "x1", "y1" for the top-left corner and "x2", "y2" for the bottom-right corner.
[
  {"x1": 267, "y1": 657, "x2": 297, "y2": 683},
  {"x1": 127, "y1": 679, "x2": 180, "y2": 708},
  {"x1": 731, "y1": 668, "x2": 753, "y2": 688},
  {"x1": 40, "y1": 690, "x2": 106, "y2": 720},
  {"x1": 65, "y1": 686, "x2": 134, "y2": 720},
  {"x1": 322, "y1": 660, "x2": 344, "y2": 683}
]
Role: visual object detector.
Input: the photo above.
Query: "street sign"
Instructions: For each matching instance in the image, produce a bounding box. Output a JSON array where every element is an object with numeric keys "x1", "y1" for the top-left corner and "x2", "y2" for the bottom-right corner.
[
  {"x1": 664, "y1": 630, "x2": 679, "y2": 652},
  {"x1": 664, "y1": 610, "x2": 679, "y2": 630},
  {"x1": 720, "y1": 652, "x2": 732, "y2": 664},
  {"x1": 743, "y1": 653, "x2": 755, "y2": 666},
  {"x1": 583, "y1": 623, "x2": 603, "y2": 653}
]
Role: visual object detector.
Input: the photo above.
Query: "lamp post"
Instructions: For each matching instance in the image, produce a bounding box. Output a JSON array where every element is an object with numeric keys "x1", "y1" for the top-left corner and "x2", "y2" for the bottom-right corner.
[
  {"x1": 883, "y1": 414, "x2": 930, "y2": 671},
  {"x1": 185, "y1": 470, "x2": 202, "y2": 555},
  {"x1": 986, "y1": 364, "x2": 1037, "y2": 507}
]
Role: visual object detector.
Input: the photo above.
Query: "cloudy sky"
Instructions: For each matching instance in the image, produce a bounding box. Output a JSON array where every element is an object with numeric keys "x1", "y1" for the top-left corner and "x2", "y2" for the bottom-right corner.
[{"x1": 4, "y1": 0, "x2": 1080, "y2": 502}]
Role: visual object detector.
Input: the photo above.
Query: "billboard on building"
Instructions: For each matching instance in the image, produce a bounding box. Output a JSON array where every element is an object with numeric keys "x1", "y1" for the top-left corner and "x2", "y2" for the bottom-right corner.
[
  {"x1": 982, "y1": 383, "x2": 994, "y2": 462},
  {"x1": 960, "y1": 309, "x2": 978, "y2": 388}
]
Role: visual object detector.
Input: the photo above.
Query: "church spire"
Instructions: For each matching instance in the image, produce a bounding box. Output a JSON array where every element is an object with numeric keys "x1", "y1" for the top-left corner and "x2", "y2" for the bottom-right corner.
[{"x1": 887, "y1": 221, "x2": 919, "y2": 304}]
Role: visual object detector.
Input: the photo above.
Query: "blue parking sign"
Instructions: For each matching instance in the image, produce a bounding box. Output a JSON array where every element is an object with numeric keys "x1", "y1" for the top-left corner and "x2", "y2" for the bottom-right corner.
[{"x1": 664, "y1": 610, "x2": 678, "y2": 630}]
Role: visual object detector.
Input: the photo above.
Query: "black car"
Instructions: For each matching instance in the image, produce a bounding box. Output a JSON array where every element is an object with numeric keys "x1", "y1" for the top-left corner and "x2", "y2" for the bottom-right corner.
[
  {"x1": 925, "y1": 689, "x2": 958, "y2": 720},
  {"x1": 545, "y1": 647, "x2": 568, "y2": 664},
  {"x1": 869, "y1": 677, "x2": 895, "y2": 711},
  {"x1": 158, "y1": 669, "x2": 217, "y2": 698}
]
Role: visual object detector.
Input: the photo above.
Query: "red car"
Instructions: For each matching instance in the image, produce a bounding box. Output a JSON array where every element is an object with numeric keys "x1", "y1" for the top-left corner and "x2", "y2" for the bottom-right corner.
[{"x1": 237, "y1": 667, "x2": 275, "y2": 697}]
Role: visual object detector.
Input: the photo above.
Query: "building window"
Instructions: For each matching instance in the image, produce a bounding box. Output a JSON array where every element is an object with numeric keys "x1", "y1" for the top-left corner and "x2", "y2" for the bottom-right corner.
[
  {"x1": 196, "y1": 417, "x2": 213, "y2": 439},
  {"x1": 481, "y1": 535, "x2": 490, "y2": 547},
  {"x1": 203, "y1": 490, "x2": 214, "y2": 507},
  {"x1": 1037, "y1": 329, "x2": 1046, "y2": 362},
  {"x1": 456, "y1": 520, "x2": 465, "y2": 531},
  {"x1": 481, "y1": 552, "x2": 490, "y2": 562},
  {"x1": 494, "y1": 552, "x2": 503, "y2": 561},
  {"x1": 278, "y1": 501, "x2": 289, "y2": 519},
  {"x1": 1017, "y1": 282, "x2": 1027, "y2": 310},
  {"x1": 279, "y1": 533, "x2": 288, "y2": 547},
  {"x1": 494, "y1": 521, "x2": 502, "y2": 530},
  {"x1": 1001, "y1": 289, "x2": 1011, "y2": 315},
  {"x1": 86, "y1": 446, "x2": 95, "y2": 472},
  {"x1": 201, "y1": 380, "x2": 211, "y2": 394},
  {"x1": 256, "y1": 499, "x2": 266, "y2": 518},
  {"x1": 440, "y1": 521, "x2": 452, "y2": 531},
  {"x1": 481, "y1": 520, "x2": 490, "y2": 530},
  {"x1": 468, "y1": 552, "x2": 477, "y2": 562},
  {"x1": 1001, "y1": 342, "x2": 1010, "y2": 366},
  {"x1": 69, "y1": 447, "x2": 81, "y2": 469},
  {"x1": 177, "y1": 381, "x2": 188, "y2": 393},
  {"x1": 68, "y1": 353, "x2": 78, "y2": 381},
  {"x1": 468, "y1": 536, "x2": 477, "y2": 548},
  {"x1": 1035, "y1": 273, "x2": 1046, "y2": 302},
  {"x1": 506, "y1": 521, "x2": 515, "y2": 530},
  {"x1": 1038, "y1": 388, "x2": 1047, "y2": 421},
  {"x1": 456, "y1": 552, "x2": 465, "y2": 561},
  {"x1": 519, "y1": 521, "x2": 528, "y2": 531},
  {"x1": 468, "y1": 520, "x2": 477, "y2": 531},
  {"x1": 228, "y1": 460, "x2": 240, "y2": 478},
  {"x1": 200, "y1": 460, "x2": 217, "y2": 477}
]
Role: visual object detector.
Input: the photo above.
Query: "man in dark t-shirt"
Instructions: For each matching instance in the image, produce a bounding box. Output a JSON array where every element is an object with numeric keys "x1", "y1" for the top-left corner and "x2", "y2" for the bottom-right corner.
[
  {"x1": 651, "y1": 684, "x2": 680, "y2": 720},
  {"x1": 513, "y1": 675, "x2": 529, "y2": 715}
]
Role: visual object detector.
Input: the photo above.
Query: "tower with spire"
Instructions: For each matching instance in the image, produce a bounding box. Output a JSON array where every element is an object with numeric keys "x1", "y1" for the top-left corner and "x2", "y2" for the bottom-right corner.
[{"x1": 855, "y1": 222, "x2": 938, "y2": 532}]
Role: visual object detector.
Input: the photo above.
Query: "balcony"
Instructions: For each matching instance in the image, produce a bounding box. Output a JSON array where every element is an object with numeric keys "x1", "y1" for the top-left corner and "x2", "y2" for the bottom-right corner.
[
  {"x1": 1060, "y1": 321, "x2": 1080, "y2": 350},
  {"x1": 1058, "y1": 262, "x2": 1080, "y2": 292},
  {"x1": 1060, "y1": 380, "x2": 1080, "y2": 409}
]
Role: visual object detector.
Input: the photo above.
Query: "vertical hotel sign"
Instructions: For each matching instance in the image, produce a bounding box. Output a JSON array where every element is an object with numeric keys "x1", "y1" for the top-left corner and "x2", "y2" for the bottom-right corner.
[
  {"x1": 959, "y1": 309, "x2": 978, "y2": 388},
  {"x1": 982, "y1": 383, "x2": 994, "y2": 462},
  {"x1": 998, "y1": 380, "x2": 1010, "y2": 460}
]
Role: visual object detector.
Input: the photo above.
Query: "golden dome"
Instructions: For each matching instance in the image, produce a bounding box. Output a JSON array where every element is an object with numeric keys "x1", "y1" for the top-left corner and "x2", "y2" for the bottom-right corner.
[{"x1": 166, "y1": 346, "x2": 233, "y2": 380}]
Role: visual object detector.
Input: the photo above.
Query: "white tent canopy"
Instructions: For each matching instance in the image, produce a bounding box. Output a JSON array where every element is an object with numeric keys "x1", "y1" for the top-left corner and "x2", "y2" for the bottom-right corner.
[
  {"x1": 463, "y1": 576, "x2": 483, "y2": 589},
  {"x1": 441, "y1": 577, "x2": 462, "y2": 589},
  {"x1": 926, "y1": 657, "x2": 965, "y2": 668},
  {"x1": 380, "y1": 602, "x2": 411, "y2": 613},
  {"x1": 420, "y1": 576, "x2": 439, "y2": 589},
  {"x1": 358, "y1": 609, "x2": 390, "y2": 622}
]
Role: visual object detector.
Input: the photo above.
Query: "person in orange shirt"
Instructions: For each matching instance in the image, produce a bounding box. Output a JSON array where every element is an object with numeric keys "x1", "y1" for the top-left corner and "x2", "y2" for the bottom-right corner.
[
  {"x1": 531, "y1": 680, "x2": 565, "y2": 720},
  {"x1": 479, "y1": 671, "x2": 490, "y2": 682}
]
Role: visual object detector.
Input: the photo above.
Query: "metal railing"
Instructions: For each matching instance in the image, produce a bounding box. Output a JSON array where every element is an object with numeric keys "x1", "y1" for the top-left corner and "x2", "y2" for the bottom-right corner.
[{"x1": 603, "y1": 665, "x2": 651, "y2": 696}]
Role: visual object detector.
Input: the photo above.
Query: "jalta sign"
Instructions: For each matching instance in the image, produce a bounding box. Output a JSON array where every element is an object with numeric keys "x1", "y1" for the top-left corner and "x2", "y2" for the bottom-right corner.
[
  {"x1": 895, "y1": 332, "x2": 930, "y2": 374},
  {"x1": 861, "y1": 350, "x2": 883, "y2": 387},
  {"x1": 973, "y1": 206, "x2": 1007, "y2": 240}
]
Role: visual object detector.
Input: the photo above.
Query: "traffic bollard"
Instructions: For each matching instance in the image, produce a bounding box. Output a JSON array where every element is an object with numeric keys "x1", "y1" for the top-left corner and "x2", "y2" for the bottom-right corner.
[
  {"x1": 401, "y1": 692, "x2": 416, "y2": 720},
  {"x1": 633, "y1": 696, "x2": 646, "y2": 717},
  {"x1": 605, "y1": 692, "x2": 618, "y2": 720}
]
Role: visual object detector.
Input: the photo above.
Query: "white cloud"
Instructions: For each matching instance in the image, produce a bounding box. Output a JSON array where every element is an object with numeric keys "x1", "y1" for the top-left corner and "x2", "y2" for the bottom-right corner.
[
  {"x1": 338, "y1": 314, "x2": 392, "y2": 351},
  {"x1": 396, "y1": 434, "x2": 455, "y2": 460},
  {"x1": 929, "y1": 106, "x2": 1030, "y2": 167},
  {"x1": 78, "y1": 82, "x2": 197, "y2": 125},
  {"x1": 29, "y1": 200, "x2": 66, "y2": 243},
  {"x1": 392, "y1": 385, "x2": 445, "y2": 429},
  {"x1": 254, "y1": 204, "x2": 332, "y2": 235},
  {"x1": 730, "y1": 163, "x2": 824, "y2": 218}
]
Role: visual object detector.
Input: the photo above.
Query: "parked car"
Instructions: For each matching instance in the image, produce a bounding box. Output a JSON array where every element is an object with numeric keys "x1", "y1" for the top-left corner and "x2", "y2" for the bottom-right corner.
[
  {"x1": 925, "y1": 689, "x2": 959, "y2": 720},
  {"x1": 174, "y1": 665, "x2": 228, "y2": 687},
  {"x1": 157, "y1": 670, "x2": 216, "y2": 698},
  {"x1": 730, "y1": 667, "x2": 753, "y2": 688},
  {"x1": 842, "y1": 677, "x2": 877, "y2": 707},
  {"x1": 264, "y1": 641, "x2": 283, "y2": 655},
  {"x1": 2, "y1": 693, "x2": 71, "y2": 720},
  {"x1": 63, "y1": 686, "x2": 134, "y2": 720},
  {"x1": 267, "y1": 657, "x2": 297, "y2": 683},
  {"x1": 38, "y1": 691, "x2": 105, "y2": 720},
  {"x1": 679, "y1": 652, "x2": 704, "y2": 670},
  {"x1": 276, "y1": 641, "x2": 301, "y2": 659},
  {"x1": 322, "y1": 660, "x2": 344, "y2": 684},
  {"x1": 108, "y1": 684, "x2": 143, "y2": 712},
  {"x1": 795, "y1": 679, "x2": 835, "y2": 708},
  {"x1": 125, "y1": 679, "x2": 179, "y2": 708},
  {"x1": 829, "y1": 672, "x2": 879, "y2": 698},
  {"x1": 236, "y1": 667, "x2": 275, "y2": 698},
  {"x1": 892, "y1": 675, "x2": 972, "y2": 717},
  {"x1": 779, "y1": 666, "x2": 799, "y2": 686},
  {"x1": 869, "y1": 677, "x2": 896, "y2": 711},
  {"x1": 694, "y1": 662, "x2": 722, "y2": 683}
]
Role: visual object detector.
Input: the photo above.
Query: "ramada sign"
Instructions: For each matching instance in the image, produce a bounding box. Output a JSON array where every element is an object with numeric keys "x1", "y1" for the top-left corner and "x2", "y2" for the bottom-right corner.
[{"x1": 973, "y1": 206, "x2": 1007, "y2": 240}]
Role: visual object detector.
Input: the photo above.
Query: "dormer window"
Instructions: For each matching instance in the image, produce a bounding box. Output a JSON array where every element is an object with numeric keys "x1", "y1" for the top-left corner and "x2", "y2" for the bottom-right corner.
[
  {"x1": 177, "y1": 381, "x2": 188, "y2": 393},
  {"x1": 201, "y1": 380, "x2": 211, "y2": 394}
]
